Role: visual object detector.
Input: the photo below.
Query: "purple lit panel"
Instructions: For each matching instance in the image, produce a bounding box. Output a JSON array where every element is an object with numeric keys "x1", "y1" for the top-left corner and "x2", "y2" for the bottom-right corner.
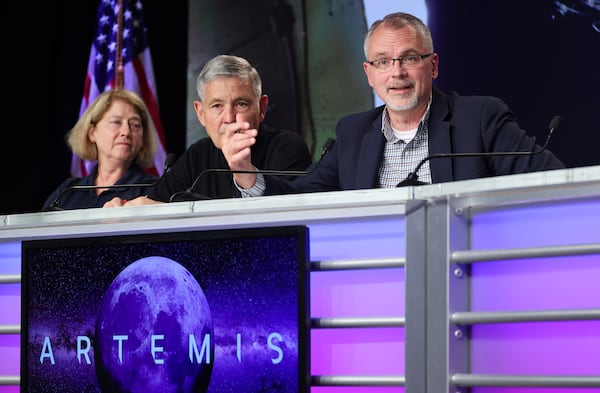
[
  {"x1": 471, "y1": 200, "x2": 600, "y2": 249},
  {"x1": 312, "y1": 387, "x2": 405, "y2": 393},
  {"x1": 473, "y1": 387, "x2": 600, "y2": 393},
  {"x1": 0, "y1": 241, "x2": 22, "y2": 381},
  {"x1": 311, "y1": 328, "x2": 405, "y2": 375},
  {"x1": 311, "y1": 269, "x2": 405, "y2": 317},
  {"x1": 308, "y1": 218, "x2": 405, "y2": 261},
  {"x1": 471, "y1": 255, "x2": 600, "y2": 311},
  {"x1": 471, "y1": 321, "x2": 600, "y2": 375},
  {"x1": 0, "y1": 284, "x2": 20, "y2": 325},
  {"x1": 307, "y1": 218, "x2": 406, "y2": 381},
  {"x1": 469, "y1": 199, "x2": 600, "y2": 389},
  {"x1": 0, "y1": 335, "x2": 20, "y2": 375},
  {"x1": 0, "y1": 241, "x2": 22, "y2": 274},
  {"x1": 0, "y1": 387, "x2": 20, "y2": 393}
]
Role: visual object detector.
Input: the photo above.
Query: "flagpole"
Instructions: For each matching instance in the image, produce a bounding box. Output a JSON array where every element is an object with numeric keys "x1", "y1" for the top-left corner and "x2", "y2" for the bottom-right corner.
[{"x1": 115, "y1": 0, "x2": 124, "y2": 88}]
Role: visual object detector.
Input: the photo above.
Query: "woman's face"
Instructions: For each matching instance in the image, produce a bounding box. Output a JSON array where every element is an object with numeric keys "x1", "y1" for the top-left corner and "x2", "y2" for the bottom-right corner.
[{"x1": 89, "y1": 99, "x2": 145, "y2": 166}]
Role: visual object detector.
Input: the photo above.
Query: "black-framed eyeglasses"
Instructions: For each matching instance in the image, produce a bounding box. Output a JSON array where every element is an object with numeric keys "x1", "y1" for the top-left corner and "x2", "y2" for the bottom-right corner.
[{"x1": 367, "y1": 53, "x2": 433, "y2": 72}]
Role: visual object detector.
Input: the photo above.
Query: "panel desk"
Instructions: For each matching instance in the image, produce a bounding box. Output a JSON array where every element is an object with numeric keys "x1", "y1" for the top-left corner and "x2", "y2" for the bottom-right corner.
[{"x1": 2, "y1": 165, "x2": 600, "y2": 392}]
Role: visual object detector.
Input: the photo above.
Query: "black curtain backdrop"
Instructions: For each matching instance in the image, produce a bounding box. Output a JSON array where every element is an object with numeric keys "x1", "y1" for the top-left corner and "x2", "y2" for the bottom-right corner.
[
  {"x1": 3, "y1": 2, "x2": 188, "y2": 215},
  {"x1": 427, "y1": 0, "x2": 600, "y2": 170}
]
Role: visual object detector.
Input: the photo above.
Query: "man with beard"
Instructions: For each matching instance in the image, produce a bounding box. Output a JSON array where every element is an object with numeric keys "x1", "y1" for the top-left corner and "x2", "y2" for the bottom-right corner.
[{"x1": 223, "y1": 12, "x2": 564, "y2": 196}]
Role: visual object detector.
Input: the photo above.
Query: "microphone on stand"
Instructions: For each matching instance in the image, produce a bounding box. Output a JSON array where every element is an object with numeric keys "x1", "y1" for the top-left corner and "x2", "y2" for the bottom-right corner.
[
  {"x1": 169, "y1": 138, "x2": 336, "y2": 202},
  {"x1": 47, "y1": 153, "x2": 177, "y2": 211},
  {"x1": 396, "y1": 115, "x2": 562, "y2": 187}
]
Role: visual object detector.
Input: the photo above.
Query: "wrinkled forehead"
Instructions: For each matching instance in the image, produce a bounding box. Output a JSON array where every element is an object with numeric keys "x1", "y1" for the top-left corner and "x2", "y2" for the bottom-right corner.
[{"x1": 201, "y1": 75, "x2": 257, "y2": 101}]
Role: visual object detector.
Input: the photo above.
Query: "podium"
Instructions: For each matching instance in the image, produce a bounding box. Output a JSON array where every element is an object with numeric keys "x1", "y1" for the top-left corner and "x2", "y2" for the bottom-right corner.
[{"x1": 2, "y1": 165, "x2": 600, "y2": 392}]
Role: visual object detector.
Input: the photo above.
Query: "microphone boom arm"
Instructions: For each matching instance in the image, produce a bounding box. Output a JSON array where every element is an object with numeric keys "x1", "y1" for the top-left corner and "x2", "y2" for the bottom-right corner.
[
  {"x1": 399, "y1": 115, "x2": 561, "y2": 187},
  {"x1": 169, "y1": 138, "x2": 335, "y2": 202}
]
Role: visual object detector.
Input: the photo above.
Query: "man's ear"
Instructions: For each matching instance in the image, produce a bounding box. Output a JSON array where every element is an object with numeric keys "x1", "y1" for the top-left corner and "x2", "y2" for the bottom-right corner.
[
  {"x1": 259, "y1": 94, "x2": 269, "y2": 121},
  {"x1": 431, "y1": 53, "x2": 439, "y2": 79},
  {"x1": 194, "y1": 101, "x2": 206, "y2": 126}
]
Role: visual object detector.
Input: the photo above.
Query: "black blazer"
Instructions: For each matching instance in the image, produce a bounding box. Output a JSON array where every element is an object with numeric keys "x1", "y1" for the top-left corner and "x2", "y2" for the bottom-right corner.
[{"x1": 265, "y1": 87, "x2": 565, "y2": 195}]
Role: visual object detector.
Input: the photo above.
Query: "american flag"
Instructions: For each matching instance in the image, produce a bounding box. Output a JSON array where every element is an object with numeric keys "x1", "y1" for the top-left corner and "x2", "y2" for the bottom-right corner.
[{"x1": 72, "y1": 0, "x2": 167, "y2": 177}]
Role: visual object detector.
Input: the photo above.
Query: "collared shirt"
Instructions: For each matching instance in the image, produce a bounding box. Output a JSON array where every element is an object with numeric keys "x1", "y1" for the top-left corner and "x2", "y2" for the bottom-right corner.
[
  {"x1": 238, "y1": 98, "x2": 434, "y2": 196},
  {"x1": 378, "y1": 99, "x2": 432, "y2": 187}
]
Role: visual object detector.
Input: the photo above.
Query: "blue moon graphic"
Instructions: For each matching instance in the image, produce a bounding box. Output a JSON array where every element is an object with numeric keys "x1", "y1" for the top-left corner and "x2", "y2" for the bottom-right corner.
[{"x1": 94, "y1": 256, "x2": 214, "y2": 392}]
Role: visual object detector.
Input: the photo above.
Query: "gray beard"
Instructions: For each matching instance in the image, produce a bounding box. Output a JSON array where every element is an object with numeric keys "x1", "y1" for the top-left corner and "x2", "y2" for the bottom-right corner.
[{"x1": 385, "y1": 93, "x2": 418, "y2": 111}]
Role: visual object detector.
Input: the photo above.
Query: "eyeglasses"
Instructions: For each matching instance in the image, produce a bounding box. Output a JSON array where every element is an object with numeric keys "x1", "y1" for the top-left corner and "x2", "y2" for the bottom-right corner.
[{"x1": 367, "y1": 53, "x2": 433, "y2": 72}]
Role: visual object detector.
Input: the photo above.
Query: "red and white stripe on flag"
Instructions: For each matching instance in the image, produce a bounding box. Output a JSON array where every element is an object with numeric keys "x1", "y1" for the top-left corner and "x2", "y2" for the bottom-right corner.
[{"x1": 72, "y1": 0, "x2": 167, "y2": 177}]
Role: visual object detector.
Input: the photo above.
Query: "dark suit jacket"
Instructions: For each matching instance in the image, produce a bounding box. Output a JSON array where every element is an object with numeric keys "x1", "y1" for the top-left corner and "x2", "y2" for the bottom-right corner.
[{"x1": 265, "y1": 87, "x2": 565, "y2": 195}]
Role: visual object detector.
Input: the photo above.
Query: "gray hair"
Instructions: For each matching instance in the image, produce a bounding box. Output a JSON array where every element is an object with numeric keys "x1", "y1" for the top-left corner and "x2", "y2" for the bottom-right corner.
[
  {"x1": 195, "y1": 55, "x2": 262, "y2": 101},
  {"x1": 363, "y1": 12, "x2": 434, "y2": 59}
]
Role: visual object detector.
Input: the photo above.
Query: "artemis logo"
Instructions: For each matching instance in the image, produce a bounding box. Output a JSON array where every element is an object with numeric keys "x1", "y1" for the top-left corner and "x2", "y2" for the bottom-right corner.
[{"x1": 38, "y1": 332, "x2": 285, "y2": 365}]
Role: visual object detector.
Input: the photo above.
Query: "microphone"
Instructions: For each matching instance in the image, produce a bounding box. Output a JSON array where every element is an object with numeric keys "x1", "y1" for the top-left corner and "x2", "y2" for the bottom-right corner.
[
  {"x1": 396, "y1": 115, "x2": 562, "y2": 187},
  {"x1": 47, "y1": 153, "x2": 177, "y2": 211},
  {"x1": 169, "y1": 138, "x2": 336, "y2": 202}
]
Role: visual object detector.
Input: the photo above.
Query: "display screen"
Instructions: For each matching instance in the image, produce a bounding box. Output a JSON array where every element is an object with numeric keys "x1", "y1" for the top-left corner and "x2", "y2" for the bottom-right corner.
[{"x1": 21, "y1": 226, "x2": 309, "y2": 393}]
